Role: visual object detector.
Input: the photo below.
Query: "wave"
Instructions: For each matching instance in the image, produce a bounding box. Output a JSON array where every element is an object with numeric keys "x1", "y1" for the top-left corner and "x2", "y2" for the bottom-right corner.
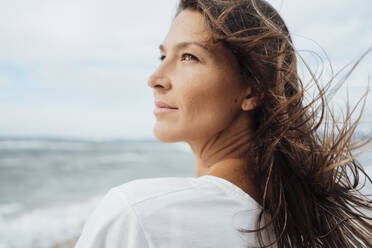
[
  {"x1": 94, "y1": 153, "x2": 146, "y2": 164},
  {"x1": 0, "y1": 196, "x2": 102, "y2": 248},
  {"x1": 0, "y1": 140, "x2": 92, "y2": 151},
  {"x1": 0, "y1": 152, "x2": 146, "y2": 170},
  {"x1": 174, "y1": 142, "x2": 191, "y2": 153},
  {"x1": 0, "y1": 203, "x2": 23, "y2": 218}
]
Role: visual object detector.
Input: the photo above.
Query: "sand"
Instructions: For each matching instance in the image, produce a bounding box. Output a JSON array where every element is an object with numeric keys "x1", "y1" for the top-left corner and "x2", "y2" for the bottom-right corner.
[{"x1": 50, "y1": 237, "x2": 78, "y2": 248}]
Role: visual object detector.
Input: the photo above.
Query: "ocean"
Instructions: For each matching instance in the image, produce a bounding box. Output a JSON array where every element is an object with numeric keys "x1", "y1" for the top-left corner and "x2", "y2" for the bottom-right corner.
[
  {"x1": 0, "y1": 137, "x2": 371, "y2": 248},
  {"x1": 0, "y1": 138, "x2": 194, "y2": 248}
]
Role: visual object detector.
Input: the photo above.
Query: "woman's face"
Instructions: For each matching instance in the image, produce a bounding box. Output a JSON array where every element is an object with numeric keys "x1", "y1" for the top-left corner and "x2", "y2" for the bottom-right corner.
[{"x1": 147, "y1": 9, "x2": 248, "y2": 143}]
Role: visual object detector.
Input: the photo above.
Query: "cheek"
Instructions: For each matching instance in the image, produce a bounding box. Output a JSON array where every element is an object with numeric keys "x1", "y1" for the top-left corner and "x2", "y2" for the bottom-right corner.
[
  {"x1": 153, "y1": 63, "x2": 243, "y2": 142},
  {"x1": 180, "y1": 75, "x2": 240, "y2": 138}
]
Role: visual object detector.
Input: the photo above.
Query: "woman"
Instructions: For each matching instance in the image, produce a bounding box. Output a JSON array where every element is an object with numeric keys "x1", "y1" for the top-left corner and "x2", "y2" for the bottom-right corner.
[{"x1": 75, "y1": 0, "x2": 372, "y2": 247}]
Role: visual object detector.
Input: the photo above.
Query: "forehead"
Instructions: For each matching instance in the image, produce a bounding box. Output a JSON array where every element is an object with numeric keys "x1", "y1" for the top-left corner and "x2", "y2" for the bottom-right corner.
[{"x1": 163, "y1": 9, "x2": 213, "y2": 47}]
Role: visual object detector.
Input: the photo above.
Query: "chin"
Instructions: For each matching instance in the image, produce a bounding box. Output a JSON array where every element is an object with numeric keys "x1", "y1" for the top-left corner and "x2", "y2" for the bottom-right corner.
[{"x1": 153, "y1": 125, "x2": 181, "y2": 143}]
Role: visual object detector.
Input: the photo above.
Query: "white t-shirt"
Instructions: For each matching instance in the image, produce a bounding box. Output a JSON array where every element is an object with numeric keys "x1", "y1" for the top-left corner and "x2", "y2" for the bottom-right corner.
[{"x1": 75, "y1": 175, "x2": 274, "y2": 248}]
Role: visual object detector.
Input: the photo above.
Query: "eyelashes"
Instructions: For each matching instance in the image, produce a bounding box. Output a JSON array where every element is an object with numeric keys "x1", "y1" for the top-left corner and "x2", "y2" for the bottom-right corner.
[
  {"x1": 181, "y1": 53, "x2": 199, "y2": 62},
  {"x1": 159, "y1": 53, "x2": 199, "y2": 62}
]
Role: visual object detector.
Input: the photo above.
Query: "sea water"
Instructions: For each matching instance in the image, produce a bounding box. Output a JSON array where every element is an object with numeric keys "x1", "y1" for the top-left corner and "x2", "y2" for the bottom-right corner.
[
  {"x1": 0, "y1": 137, "x2": 371, "y2": 248},
  {"x1": 0, "y1": 138, "x2": 194, "y2": 248}
]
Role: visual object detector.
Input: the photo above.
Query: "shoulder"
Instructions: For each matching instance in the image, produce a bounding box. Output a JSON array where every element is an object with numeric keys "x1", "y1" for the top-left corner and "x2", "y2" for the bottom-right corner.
[
  {"x1": 111, "y1": 176, "x2": 198, "y2": 206},
  {"x1": 75, "y1": 177, "x2": 197, "y2": 248},
  {"x1": 76, "y1": 176, "x2": 267, "y2": 248}
]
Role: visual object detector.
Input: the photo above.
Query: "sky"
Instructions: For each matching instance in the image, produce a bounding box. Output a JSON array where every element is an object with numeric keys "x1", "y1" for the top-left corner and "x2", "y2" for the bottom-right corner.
[{"x1": 0, "y1": 0, "x2": 371, "y2": 140}]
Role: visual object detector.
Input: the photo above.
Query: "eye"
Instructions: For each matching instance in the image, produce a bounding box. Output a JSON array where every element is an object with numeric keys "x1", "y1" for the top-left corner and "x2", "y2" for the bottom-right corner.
[
  {"x1": 159, "y1": 55, "x2": 166, "y2": 61},
  {"x1": 181, "y1": 53, "x2": 199, "y2": 62}
]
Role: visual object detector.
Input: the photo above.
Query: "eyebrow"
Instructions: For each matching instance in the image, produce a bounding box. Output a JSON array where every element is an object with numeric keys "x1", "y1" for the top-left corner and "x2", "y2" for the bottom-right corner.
[{"x1": 159, "y1": 41, "x2": 211, "y2": 53}]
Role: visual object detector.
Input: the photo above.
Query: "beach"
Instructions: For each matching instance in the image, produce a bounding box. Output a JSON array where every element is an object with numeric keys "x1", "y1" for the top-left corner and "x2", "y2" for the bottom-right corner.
[{"x1": 50, "y1": 237, "x2": 78, "y2": 248}]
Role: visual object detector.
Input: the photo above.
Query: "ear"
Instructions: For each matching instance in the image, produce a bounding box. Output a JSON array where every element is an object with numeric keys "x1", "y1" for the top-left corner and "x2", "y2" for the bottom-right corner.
[{"x1": 241, "y1": 88, "x2": 258, "y2": 111}]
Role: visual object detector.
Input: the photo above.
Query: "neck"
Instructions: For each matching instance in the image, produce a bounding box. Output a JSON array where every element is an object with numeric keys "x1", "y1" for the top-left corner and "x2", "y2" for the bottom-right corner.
[
  {"x1": 187, "y1": 111, "x2": 259, "y2": 202},
  {"x1": 189, "y1": 111, "x2": 254, "y2": 174},
  {"x1": 198, "y1": 157, "x2": 259, "y2": 203}
]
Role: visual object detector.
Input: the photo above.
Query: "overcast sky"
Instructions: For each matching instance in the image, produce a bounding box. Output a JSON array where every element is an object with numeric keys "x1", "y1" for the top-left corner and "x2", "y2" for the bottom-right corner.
[{"x1": 0, "y1": 0, "x2": 371, "y2": 140}]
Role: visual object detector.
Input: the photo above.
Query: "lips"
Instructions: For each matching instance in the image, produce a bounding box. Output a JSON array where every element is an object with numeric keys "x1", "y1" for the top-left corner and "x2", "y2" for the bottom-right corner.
[{"x1": 155, "y1": 101, "x2": 178, "y2": 109}]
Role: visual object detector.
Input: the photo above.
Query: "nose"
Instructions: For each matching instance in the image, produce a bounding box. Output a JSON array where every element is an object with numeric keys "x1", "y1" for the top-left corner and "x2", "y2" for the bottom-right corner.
[{"x1": 147, "y1": 69, "x2": 171, "y2": 90}]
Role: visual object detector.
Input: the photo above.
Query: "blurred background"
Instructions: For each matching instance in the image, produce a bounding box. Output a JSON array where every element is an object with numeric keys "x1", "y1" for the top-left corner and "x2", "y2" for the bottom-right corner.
[{"x1": 0, "y1": 0, "x2": 371, "y2": 247}]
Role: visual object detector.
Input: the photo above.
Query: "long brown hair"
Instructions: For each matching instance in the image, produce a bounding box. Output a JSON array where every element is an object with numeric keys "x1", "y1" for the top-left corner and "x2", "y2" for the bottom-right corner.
[{"x1": 176, "y1": 0, "x2": 372, "y2": 247}]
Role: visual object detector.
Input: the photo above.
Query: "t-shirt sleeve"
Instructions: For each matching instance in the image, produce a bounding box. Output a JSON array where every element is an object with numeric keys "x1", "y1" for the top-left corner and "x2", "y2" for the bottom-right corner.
[{"x1": 75, "y1": 188, "x2": 149, "y2": 248}]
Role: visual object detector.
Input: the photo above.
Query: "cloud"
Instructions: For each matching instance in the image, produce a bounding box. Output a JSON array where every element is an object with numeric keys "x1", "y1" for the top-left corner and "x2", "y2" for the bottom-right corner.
[
  {"x1": 0, "y1": 0, "x2": 371, "y2": 138},
  {"x1": 0, "y1": 0, "x2": 176, "y2": 64},
  {"x1": 0, "y1": 103, "x2": 155, "y2": 139},
  {"x1": 0, "y1": 74, "x2": 13, "y2": 88},
  {"x1": 270, "y1": 0, "x2": 372, "y2": 61}
]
